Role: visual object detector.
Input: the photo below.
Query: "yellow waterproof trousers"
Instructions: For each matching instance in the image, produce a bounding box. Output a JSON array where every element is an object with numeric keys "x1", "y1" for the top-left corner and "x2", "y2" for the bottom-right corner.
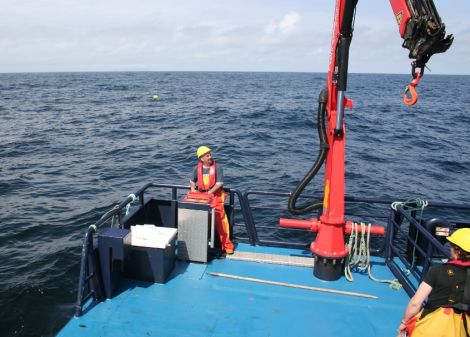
[{"x1": 407, "y1": 307, "x2": 470, "y2": 337}]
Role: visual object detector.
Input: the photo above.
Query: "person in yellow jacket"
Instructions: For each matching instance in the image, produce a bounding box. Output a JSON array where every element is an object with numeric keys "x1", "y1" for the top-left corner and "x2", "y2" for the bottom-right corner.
[
  {"x1": 397, "y1": 228, "x2": 470, "y2": 337},
  {"x1": 190, "y1": 146, "x2": 234, "y2": 256}
]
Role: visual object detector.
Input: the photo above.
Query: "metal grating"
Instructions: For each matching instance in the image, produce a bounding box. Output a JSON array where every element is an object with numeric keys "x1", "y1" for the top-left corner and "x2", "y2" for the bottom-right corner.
[
  {"x1": 226, "y1": 251, "x2": 314, "y2": 267},
  {"x1": 177, "y1": 208, "x2": 210, "y2": 263}
]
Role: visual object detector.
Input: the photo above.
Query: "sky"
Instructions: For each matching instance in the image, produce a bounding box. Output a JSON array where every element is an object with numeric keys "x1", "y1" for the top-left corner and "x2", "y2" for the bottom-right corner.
[{"x1": 1, "y1": 0, "x2": 469, "y2": 74}]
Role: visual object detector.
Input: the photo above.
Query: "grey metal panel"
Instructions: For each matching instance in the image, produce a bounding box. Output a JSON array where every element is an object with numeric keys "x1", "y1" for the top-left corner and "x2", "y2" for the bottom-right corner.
[{"x1": 177, "y1": 207, "x2": 210, "y2": 263}]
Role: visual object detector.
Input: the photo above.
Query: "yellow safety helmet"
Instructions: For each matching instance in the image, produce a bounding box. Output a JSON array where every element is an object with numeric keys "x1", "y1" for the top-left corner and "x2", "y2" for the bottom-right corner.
[
  {"x1": 447, "y1": 228, "x2": 470, "y2": 252},
  {"x1": 197, "y1": 146, "x2": 212, "y2": 158}
]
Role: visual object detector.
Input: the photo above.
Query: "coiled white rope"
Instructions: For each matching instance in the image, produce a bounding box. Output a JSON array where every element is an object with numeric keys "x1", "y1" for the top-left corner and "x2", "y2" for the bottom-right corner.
[
  {"x1": 390, "y1": 198, "x2": 428, "y2": 274},
  {"x1": 391, "y1": 198, "x2": 428, "y2": 213},
  {"x1": 125, "y1": 193, "x2": 137, "y2": 215},
  {"x1": 345, "y1": 221, "x2": 402, "y2": 289}
]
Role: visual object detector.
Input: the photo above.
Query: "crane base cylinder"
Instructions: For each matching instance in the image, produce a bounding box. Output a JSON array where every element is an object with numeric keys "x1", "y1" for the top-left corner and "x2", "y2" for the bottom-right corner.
[{"x1": 313, "y1": 256, "x2": 345, "y2": 281}]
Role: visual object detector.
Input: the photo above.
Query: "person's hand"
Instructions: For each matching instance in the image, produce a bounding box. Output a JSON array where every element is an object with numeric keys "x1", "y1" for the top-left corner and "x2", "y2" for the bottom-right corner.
[{"x1": 397, "y1": 321, "x2": 406, "y2": 337}]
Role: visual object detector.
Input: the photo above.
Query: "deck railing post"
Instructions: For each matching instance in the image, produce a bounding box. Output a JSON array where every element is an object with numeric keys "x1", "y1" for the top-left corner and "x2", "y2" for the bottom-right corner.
[
  {"x1": 242, "y1": 192, "x2": 259, "y2": 245},
  {"x1": 75, "y1": 228, "x2": 94, "y2": 317},
  {"x1": 385, "y1": 210, "x2": 394, "y2": 262}
]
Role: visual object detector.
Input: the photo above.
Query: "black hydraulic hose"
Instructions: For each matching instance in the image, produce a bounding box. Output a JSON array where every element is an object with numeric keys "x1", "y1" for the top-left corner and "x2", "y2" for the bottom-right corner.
[
  {"x1": 340, "y1": 0, "x2": 357, "y2": 35},
  {"x1": 337, "y1": 0, "x2": 357, "y2": 91},
  {"x1": 288, "y1": 88, "x2": 329, "y2": 215}
]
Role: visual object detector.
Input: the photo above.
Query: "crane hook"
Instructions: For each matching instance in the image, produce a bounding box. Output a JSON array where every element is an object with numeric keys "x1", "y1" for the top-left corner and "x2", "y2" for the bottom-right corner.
[{"x1": 403, "y1": 72, "x2": 422, "y2": 106}]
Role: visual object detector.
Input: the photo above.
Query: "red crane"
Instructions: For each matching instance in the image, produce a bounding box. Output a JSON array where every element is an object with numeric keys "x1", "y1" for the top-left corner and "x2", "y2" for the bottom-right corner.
[{"x1": 281, "y1": 0, "x2": 453, "y2": 281}]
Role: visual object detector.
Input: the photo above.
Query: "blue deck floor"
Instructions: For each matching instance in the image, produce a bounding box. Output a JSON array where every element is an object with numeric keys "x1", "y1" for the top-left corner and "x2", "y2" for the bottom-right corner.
[{"x1": 58, "y1": 243, "x2": 409, "y2": 337}]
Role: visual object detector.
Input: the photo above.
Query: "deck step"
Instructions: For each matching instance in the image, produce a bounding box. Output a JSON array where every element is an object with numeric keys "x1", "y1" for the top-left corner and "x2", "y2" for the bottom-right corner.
[{"x1": 227, "y1": 251, "x2": 314, "y2": 267}]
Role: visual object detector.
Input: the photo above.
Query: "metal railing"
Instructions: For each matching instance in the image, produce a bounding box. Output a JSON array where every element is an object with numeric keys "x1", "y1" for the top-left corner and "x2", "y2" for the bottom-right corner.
[
  {"x1": 74, "y1": 188, "x2": 144, "y2": 316},
  {"x1": 74, "y1": 183, "x2": 254, "y2": 316},
  {"x1": 243, "y1": 190, "x2": 392, "y2": 252},
  {"x1": 75, "y1": 182, "x2": 470, "y2": 315},
  {"x1": 385, "y1": 201, "x2": 470, "y2": 297}
]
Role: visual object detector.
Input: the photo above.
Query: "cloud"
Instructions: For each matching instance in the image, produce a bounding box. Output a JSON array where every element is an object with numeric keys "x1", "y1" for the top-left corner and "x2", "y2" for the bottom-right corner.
[
  {"x1": 265, "y1": 11, "x2": 301, "y2": 36},
  {"x1": 279, "y1": 11, "x2": 301, "y2": 34},
  {"x1": 0, "y1": 1, "x2": 468, "y2": 73}
]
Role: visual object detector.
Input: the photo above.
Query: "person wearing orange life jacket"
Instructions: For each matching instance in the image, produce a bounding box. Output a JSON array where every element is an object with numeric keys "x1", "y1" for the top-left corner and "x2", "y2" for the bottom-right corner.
[
  {"x1": 397, "y1": 228, "x2": 470, "y2": 337},
  {"x1": 190, "y1": 146, "x2": 234, "y2": 255}
]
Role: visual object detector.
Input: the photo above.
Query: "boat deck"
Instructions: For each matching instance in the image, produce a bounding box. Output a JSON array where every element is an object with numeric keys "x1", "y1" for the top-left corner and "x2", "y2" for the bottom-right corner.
[{"x1": 59, "y1": 243, "x2": 409, "y2": 337}]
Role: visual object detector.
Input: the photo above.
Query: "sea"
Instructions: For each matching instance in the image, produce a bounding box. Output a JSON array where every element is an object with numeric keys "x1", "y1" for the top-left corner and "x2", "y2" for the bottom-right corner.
[{"x1": 0, "y1": 71, "x2": 469, "y2": 336}]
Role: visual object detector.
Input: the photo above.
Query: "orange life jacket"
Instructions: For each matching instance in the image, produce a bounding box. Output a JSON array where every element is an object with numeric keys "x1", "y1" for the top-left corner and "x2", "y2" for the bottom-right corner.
[{"x1": 197, "y1": 161, "x2": 217, "y2": 192}]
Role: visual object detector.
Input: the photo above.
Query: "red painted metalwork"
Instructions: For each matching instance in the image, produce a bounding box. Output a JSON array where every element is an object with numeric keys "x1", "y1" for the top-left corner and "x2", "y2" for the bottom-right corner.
[
  {"x1": 183, "y1": 191, "x2": 213, "y2": 203},
  {"x1": 301, "y1": 0, "x2": 350, "y2": 261},
  {"x1": 281, "y1": 0, "x2": 382, "y2": 265},
  {"x1": 389, "y1": 0, "x2": 412, "y2": 37},
  {"x1": 280, "y1": 218, "x2": 385, "y2": 236},
  {"x1": 281, "y1": 0, "x2": 451, "y2": 280},
  {"x1": 404, "y1": 72, "x2": 422, "y2": 105},
  {"x1": 323, "y1": 0, "x2": 346, "y2": 226}
]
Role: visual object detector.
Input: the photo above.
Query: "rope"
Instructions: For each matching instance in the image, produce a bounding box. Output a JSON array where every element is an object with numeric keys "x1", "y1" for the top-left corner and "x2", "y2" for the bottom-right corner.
[
  {"x1": 391, "y1": 198, "x2": 428, "y2": 213},
  {"x1": 345, "y1": 222, "x2": 368, "y2": 281},
  {"x1": 111, "y1": 210, "x2": 119, "y2": 227},
  {"x1": 96, "y1": 194, "x2": 138, "y2": 229},
  {"x1": 96, "y1": 204, "x2": 120, "y2": 227},
  {"x1": 391, "y1": 198, "x2": 428, "y2": 274},
  {"x1": 208, "y1": 272, "x2": 378, "y2": 299},
  {"x1": 125, "y1": 193, "x2": 137, "y2": 215},
  {"x1": 345, "y1": 221, "x2": 402, "y2": 290}
]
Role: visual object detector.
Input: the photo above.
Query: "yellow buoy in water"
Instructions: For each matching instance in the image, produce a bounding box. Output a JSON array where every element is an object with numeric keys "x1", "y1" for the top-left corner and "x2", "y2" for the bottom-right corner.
[{"x1": 152, "y1": 94, "x2": 160, "y2": 101}]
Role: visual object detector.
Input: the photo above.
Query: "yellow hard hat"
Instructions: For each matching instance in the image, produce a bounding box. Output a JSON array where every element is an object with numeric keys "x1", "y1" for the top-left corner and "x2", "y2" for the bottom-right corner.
[
  {"x1": 197, "y1": 146, "x2": 211, "y2": 158},
  {"x1": 447, "y1": 228, "x2": 470, "y2": 252}
]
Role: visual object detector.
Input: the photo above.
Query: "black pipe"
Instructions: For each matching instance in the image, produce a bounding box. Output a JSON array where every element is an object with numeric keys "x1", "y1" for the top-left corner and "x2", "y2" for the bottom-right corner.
[
  {"x1": 336, "y1": 0, "x2": 357, "y2": 91},
  {"x1": 288, "y1": 88, "x2": 329, "y2": 215},
  {"x1": 340, "y1": 0, "x2": 358, "y2": 34},
  {"x1": 337, "y1": 38, "x2": 351, "y2": 91}
]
